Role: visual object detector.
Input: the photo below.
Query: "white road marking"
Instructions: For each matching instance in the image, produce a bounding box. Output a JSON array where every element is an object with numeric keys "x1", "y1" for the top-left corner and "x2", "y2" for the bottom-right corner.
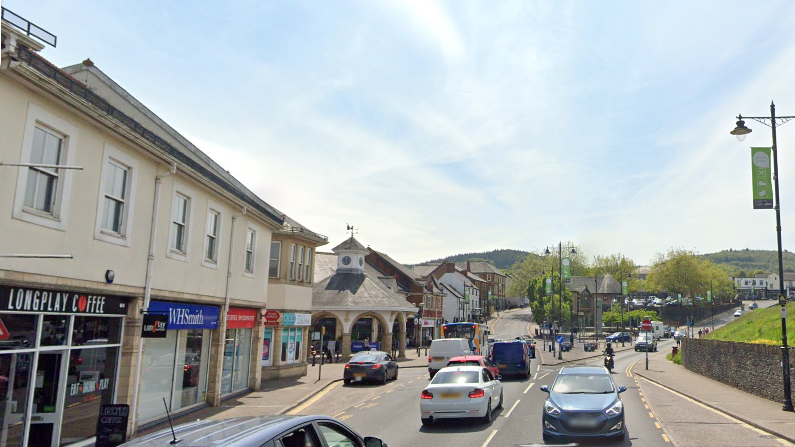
[
  {"x1": 505, "y1": 399, "x2": 521, "y2": 418},
  {"x1": 537, "y1": 372, "x2": 548, "y2": 380},
  {"x1": 533, "y1": 373, "x2": 538, "y2": 379},
  {"x1": 480, "y1": 429, "x2": 498, "y2": 447},
  {"x1": 523, "y1": 382, "x2": 535, "y2": 394}
]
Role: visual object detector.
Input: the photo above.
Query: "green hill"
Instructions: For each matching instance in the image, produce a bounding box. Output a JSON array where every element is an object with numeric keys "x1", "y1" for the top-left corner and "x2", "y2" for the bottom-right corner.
[
  {"x1": 701, "y1": 249, "x2": 795, "y2": 276},
  {"x1": 417, "y1": 249, "x2": 530, "y2": 270},
  {"x1": 706, "y1": 303, "x2": 795, "y2": 345}
]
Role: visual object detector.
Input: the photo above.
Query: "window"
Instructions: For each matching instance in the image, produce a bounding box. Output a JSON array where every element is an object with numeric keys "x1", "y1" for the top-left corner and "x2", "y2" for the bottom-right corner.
[
  {"x1": 269, "y1": 241, "x2": 281, "y2": 278},
  {"x1": 289, "y1": 244, "x2": 296, "y2": 280},
  {"x1": 297, "y1": 246, "x2": 304, "y2": 281},
  {"x1": 244, "y1": 228, "x2": 256, "y2": 274},
  {"x1": 13, "y1": 103, "x2": 78, "y2": 231},
  {"x1": 94, "y1": 144, "x2": 139, "y2": 246},
  {"x1": 171, "y1": 194, "x2": 189, "y2": 253},
  {"x1": 205, "y1": 211, "x2": 220, "y2": 263},
  {"x1": 101, "y1": 161, "x2": 128, "y2": 233},
  {"x1": 305, "y1": 249, "x2": 312, "y2": 282},
  {"x1": 316, "y1": 423, "x2": 359, "y2": 447}
]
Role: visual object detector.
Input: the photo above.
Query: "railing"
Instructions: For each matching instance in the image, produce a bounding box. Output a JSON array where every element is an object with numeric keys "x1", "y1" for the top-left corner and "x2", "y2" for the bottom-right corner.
[
  {"x1": 286, "y1": 226, "x2": 328, "y2": 242},
  {"x1": 15, "y1": 44, "x2": 285, "y2": 226},
  {"x1": 1, "y1": 7, "x2": 57, "y2": 47}
]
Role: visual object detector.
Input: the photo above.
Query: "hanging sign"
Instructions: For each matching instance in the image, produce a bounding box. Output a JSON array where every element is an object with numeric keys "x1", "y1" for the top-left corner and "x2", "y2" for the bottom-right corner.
[
  {"x1": 562, "y1": 258, "x2": 571, "y2": 282},
  {"x1": 707, "y1": 290, "x2": 712, "y2": 303},
  {"x1": 751, "y1": 147, "x2": 774, "y2": 209},
  {"x1": 141, "y1": 313, "x2": 168, "y2": 338},
  {"x1": 622, "y1": 281, "x2": 628, "y2": 296},
  {"x1": 262, "y1": 310, "x2": 281, "y2": 326},
  {"x1": 226, "y1": 307, "x2": 257, "y2": 329}
]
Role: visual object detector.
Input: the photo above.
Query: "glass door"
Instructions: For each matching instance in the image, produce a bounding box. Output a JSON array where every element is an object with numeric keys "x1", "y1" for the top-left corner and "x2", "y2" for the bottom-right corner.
[
  {"x1": 28, "y1": 352, "x2": 66, "y2": 447},
  {"x1": 0, "y1": 353, "x2": 33, "y2": 447}
]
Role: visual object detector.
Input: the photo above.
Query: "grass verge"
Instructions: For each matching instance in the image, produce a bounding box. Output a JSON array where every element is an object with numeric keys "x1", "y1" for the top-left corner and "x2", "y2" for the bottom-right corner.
[{"x1": 705, "y1": 302, "x2": 795, "y2": 345}]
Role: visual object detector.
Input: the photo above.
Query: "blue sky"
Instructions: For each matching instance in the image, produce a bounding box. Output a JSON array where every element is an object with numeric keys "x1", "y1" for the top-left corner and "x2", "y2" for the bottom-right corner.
[{"x1": 7, "y1": 1, "x2": 795, "y2": 266}]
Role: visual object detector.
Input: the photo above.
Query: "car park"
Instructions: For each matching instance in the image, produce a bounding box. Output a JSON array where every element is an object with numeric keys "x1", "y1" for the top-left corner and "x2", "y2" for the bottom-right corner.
[
  {"x1": 635, "y1": 333, "x2": 657, "y2": 352},
  {"x1": 605, "y1": 332, "x2": 631, "y2": 343},
  {"x1": 118, "y1": 415, "x2": 388, "y2": 447},
  {"x1": 539, "y1": 366, "x2": 627, "y2": 442},
  {"x1": 344, "y1": 351, "x2": 398, "y2": 385},
  {"x1": 490, "y1": 340, "x2": 531, "y2": 379},
  {"x1": 447, "y1": 355, "x2": 500, "y2": 378},
  {"x1": 420, "y1": 365, "x2": 503, "y2": 426}
]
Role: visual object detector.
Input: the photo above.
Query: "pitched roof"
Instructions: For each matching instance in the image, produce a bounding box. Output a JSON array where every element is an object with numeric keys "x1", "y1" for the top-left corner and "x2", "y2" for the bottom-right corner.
[
  {"x1": 440, "y1": 283, "x2": 463, "y2": 299},
  {"x1": 456, "y1": 261, "x2": 504, "y2": 276},
  {"x1": 314, "y1": 252, "x2": 338, "y2": 283},
  {"x1": 566, "y1": 275, "x2": 620, "y2": 294},
  {"x1": 370, "y1": 249, "x2": 423, "y2": 282},
  {"x1": 332, "y1": 236, "x2": 368, "y2": 252},
  {"x1": 412, "y1": 265, "x2": 438, "y2": 278}
]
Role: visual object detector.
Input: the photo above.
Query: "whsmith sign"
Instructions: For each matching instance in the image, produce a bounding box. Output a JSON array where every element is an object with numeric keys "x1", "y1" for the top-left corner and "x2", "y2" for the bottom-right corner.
[
  {"x1": 0, "y1": 286, "x2": 128, "y2": 315},
  {"x1": 147, "y1": 300, "x2": 219, "y2": 330}
]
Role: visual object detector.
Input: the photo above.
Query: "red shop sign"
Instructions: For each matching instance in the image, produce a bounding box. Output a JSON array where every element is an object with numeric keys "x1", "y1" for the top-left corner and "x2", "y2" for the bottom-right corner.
[
  {"x1": 262, "y1": 309, "x2": 281, "y2": 326},
  {"x1": 227, "y1": 307, "x2": 257, "y2": 329}
]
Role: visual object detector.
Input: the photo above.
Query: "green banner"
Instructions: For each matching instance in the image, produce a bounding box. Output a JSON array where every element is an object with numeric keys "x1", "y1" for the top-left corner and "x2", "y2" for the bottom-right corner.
[
  {"x1": 622, "y1": 281, "x2": 628, "y2": 296},
  {"x1": 707, "y1": 290, "x2": 712, "y2": 303},
  {"x1": 464, "y1": 289, "x2": 470, "y2": 303},
  {"x1": 677, "y1": 293, "x2": 682, "y2": 303},
  {"x1": 562, "y1": 257, "x2": 571, "y2": 283},
  {"x1": 751, "y1": 147, "x2": 774, "y2": 209},
  {"x1": 545, "y1": 278, "x2": 552, "y2": 296}
]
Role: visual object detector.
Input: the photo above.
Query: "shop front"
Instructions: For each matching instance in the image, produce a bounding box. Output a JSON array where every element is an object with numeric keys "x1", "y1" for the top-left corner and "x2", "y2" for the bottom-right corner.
[
  {"x1": 221, "y1": 307, "x2": 256, "y2": 396},
  {"x1": 0, "y1": 285, "x2": 128, "y2": 447},
  {"x1": 261, "y1": 311, "x2": 311, "y2": 380},
  {"x1": 137, "y1": 300, "x2": 218, "y2": 424}
]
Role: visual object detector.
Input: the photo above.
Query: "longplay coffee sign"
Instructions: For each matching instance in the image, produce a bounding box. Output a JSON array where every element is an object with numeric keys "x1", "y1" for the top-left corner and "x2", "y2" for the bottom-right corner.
[{"x1": 0, "y1": 286, "x2": 128, "y2": 315}]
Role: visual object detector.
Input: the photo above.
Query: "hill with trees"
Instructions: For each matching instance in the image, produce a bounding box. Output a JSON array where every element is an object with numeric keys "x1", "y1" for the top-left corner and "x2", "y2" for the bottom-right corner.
[
  {"x1": 701, "y1": 249, "x2": 795, "y2": 276},
  {"x1": 417, "y1": 249, "x2": 530, "y2": 270}
]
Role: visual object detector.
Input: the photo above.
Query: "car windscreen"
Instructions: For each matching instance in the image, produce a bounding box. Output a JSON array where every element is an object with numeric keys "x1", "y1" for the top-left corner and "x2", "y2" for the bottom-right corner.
[
  {"x1": 350, "y1": 354, "x2": 380, "y2": 363},
  {"x1": 552, "y1": 374, "x2": 614, "y2": 394},
  {"x1": 431, "y1": 370, "x2": 480, "y2": 384},
  {"x1": 491, "y1": 343, "x2": 523, "y2": 362}
]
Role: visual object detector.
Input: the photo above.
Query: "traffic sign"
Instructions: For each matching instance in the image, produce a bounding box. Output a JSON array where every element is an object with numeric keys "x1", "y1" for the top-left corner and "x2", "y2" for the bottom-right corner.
[
  {"x1": 0, "y1": 317, "x2": 8, "y2": 340},
  {"x1": 641, "y1": 319, "x2": 652, "y2": 331},
  {"x1": 556, "y1": 335, "x2": 565, "y2": 343}
]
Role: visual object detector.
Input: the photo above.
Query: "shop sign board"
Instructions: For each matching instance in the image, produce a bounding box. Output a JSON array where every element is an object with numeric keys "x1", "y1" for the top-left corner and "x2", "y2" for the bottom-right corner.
[
  {"x1": 141, "y1": 313, "x2": 168, "y2": 338},
  {"x1": 421, "y1": 319, "x2": 435, "y2": 327},
  {"x1": 283, "y1": 312, "x2": 311, "y2": 326},
  {"x1": 95, "y1": 404, "x2": 129, "y2": 447},
  {"x1": 262, "y1": 310, "x2": 281, "y2": 325},
  {"x1": 147, "y1": 301, "x2": 219, "y2": 330},
  {"x1": 0, "y1": 286, "x2": 128, "y2": 315},
  {"x1": 226, "y1": 307, "x2": 257, "y2": 329}
]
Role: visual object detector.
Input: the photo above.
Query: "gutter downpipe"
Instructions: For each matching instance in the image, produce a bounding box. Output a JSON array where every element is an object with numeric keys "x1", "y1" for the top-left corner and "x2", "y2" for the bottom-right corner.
[
  {"x1": 130, "y1": 162, "x2": 176, "y2": 436},
  {"x1": 214, "y1": 207, "x2": 244, "y2": 399}
]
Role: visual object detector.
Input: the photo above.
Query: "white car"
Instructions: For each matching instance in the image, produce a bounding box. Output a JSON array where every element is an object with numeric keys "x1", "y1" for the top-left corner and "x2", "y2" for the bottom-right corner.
[
  {"x1": 420, "y1": 365, "x2": 503, "y2": 426},
  {"x1": 734, "y1": 309, "x2": 743, "y2": 317}
]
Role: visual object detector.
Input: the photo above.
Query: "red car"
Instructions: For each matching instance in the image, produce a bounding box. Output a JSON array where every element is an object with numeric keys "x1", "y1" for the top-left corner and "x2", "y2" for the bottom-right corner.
[{"x1": 447, "y1": 355, "x2": 501, "y2": 378}]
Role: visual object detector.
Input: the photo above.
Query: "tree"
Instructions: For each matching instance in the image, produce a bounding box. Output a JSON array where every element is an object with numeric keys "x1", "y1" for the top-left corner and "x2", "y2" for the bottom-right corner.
[{"x1": 646, "y1": 248, "x2": 734, "y2": 300}]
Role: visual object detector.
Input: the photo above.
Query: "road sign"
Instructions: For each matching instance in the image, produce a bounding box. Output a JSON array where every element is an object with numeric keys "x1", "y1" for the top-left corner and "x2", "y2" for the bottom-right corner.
[
  {"x1": 0, "y1": 317, "x2": 8, "y2": 340},
  {"x1": 556, "y1": 335, "x2": 565, "y2": 343},
  {"x1": 641, "y1": 319, "x2": 652, "y2": 331}
]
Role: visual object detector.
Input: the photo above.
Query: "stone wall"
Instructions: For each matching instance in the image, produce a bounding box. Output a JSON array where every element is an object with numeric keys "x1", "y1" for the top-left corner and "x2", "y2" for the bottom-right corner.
[
  {"x1": 681, "y1": 337, "x2": 794, "y2": 403},
  {"x1": 658, "y1": 303, "x2": 735, "y2": 326}
]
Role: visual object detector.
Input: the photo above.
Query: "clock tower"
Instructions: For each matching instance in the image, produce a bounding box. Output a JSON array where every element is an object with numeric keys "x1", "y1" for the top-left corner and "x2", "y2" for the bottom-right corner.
[{"x1": 332, "y1": 236, "x2": 368, "y2": 274}]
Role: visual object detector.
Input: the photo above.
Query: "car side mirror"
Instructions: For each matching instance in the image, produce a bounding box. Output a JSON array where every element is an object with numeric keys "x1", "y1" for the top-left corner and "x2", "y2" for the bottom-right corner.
[
  {"x1": 618, "y1": 386, "x2": 627, "y2": 394},
  {"x1": 496, "y1": 375, "x2": 503, "y2": 381},
  {"x1": 539, "y1": 385, "x2": 549, "y2": 393},
  {"x1": 364, "y1": 437, "x2": 387, "y2": 447}
]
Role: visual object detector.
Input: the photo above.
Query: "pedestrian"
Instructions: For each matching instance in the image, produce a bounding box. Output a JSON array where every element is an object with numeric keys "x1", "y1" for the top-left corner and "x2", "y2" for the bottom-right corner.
[
  {"x1": 676, "y1": 336, "x2": 681, "y2": 347},
  {"x1": 705, "y1": 328, "x2": 709, "y2": 335},
  {"x1": 698, "y1": 329, "x2": 702, "y2": 338}
]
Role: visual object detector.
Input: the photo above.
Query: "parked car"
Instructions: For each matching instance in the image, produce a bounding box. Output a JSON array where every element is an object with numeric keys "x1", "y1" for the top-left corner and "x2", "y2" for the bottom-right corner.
[
  {"x1": 734, "y1": 309, "x2": 744, "y2": 317},
  {"x1": 559, "y1": 341, "x2": 572, "y2": 352},
  {"x1": 118, "y1": 415, "x2": 388, "y2": 447},
  {"x1": 662, "y1": 327, "x2": 673, "y2": 338},
  {"x1": 344, "y1": 351, "x2": 398, "y2": 385},
  {"x1": 447, "y1": 355, "x2": 500, "y2": 378},
  {"x1": 749, "y1": 302, "x2": 759, "y2": 310},
  {"x1": 583, "y1": 341, "x2": 598, "y2": 352},
  {"x1": 635, "y1": 333, "x2": 657, "y2": 352},
  {"x1": 605, "y1": 332, "x2": 631, "y2": 343},
  {"x1": 673, "y1": 330, "x2": 688, "y2": 340},
  {"x1": 428, "y1": 338, "x2": 474, "y2": 378},
  {"x1": 490, "y1": 340, "x2": 531, "y2": 379},
  {"x1": 539, "y1": 366, "x2": 627, "y2": 442},
  {"x1": 420, "y1": 366, "x2": 503, "y2": 426}
]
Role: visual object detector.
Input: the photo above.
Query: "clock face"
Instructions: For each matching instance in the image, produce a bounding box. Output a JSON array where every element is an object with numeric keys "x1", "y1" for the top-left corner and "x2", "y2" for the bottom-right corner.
[
  {"x1": 342, "y1": 256, "x2": 352, "y2": 266},
  {"x1": 359, "y1": 257, "x2": 364, "y2": 266}
]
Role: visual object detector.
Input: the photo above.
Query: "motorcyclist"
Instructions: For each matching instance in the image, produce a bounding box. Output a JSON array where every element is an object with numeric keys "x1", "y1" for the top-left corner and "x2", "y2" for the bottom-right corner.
[{"x1": 603, "y1": 342, "x2": 615, "y2": 372}]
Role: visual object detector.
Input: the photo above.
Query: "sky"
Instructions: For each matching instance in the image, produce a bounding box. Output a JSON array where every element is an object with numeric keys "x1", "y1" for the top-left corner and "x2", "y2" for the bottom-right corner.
[{"x1": 5, "y1": 1, "x2": 795, "y2": 266}]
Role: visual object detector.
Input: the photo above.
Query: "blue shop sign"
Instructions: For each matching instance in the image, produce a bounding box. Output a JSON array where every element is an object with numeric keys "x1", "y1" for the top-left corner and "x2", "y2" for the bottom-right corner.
[{"x1": 148, "y1": 301, "x2": 219, "y2": 330}]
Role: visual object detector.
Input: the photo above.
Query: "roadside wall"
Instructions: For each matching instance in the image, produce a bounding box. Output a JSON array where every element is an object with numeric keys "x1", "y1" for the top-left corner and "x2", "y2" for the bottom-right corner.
[
  {"x1": 682, "y1": 338, "x2": 794, "y2": 403},
  {"x1": 658, "y1": 303, "x2": 735, "y2": 326}
]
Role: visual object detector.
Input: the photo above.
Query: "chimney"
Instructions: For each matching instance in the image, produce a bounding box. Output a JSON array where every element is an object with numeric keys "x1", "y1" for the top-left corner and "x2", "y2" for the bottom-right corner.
[
  {"x1": 467, "y1": 260, "x2": 471, "y2": 272},
  {"x1": 446, "y1": 261, "x2": 455, "y2": 273}
]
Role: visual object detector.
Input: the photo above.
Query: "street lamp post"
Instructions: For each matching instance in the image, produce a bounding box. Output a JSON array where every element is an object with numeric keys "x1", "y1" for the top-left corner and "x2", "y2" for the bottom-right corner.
[
  {"x1": 731, "y1": 102, "x2": 794, "y2": 412},
  {"x1": 545, "y1": 243, "x2": 577, "y2": 360}
]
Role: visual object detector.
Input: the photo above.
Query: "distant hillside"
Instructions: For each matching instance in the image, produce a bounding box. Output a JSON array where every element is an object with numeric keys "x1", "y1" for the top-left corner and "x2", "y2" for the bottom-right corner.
[
  {"x1": 702, "y1": 249, "x2": 795, "y2": 276},
  {"x1": 417, "y1": 249, "x2": 530, "y2": 270}
]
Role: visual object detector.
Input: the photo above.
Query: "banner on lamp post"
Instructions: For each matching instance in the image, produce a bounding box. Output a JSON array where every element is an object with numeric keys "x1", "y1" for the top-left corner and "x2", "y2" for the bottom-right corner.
[
  {"x1": 751, "y1": 147, "x2": 774, "y2": 209},
  {"x1": 562, "y1": 258, "x2": 571, "y2": 283},
  {"x1": 622, "y1": 281, "x2": 628, "y2": 296},
  {"x1": 545, "y1": 278, "x2": 552, "y2": 296},
  {"x1": 707, "y1": 290, "x2": 712, "y2": 303}
]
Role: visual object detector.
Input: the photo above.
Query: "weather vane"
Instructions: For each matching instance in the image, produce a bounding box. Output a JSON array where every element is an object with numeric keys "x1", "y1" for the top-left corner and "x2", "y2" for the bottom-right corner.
[{"x1": 346, "y1": 224, "x2": 358, "y2": 238}]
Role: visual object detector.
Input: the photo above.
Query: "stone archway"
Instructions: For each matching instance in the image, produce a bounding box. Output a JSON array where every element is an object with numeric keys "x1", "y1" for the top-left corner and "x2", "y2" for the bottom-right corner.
[
  {"x1": 310, "y1": 312, "x2": 344, "y2": 360},
  {"x1": 390, "y1": 311, "x2": 407, "y2": 358},
  {"x1": 349, "y1": 312, "x2": 391, "y2": 354}
]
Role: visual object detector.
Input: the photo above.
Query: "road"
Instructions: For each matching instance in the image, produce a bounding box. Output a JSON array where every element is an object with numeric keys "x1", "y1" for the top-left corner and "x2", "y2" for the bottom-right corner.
[{"x1": 291, "y1": 307, "x2": 789, "y2": 446}]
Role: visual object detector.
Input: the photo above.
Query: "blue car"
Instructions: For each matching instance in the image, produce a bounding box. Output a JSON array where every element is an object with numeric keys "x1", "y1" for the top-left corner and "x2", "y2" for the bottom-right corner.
[{"x1": 605, "y1": 332, "x2": 631, "y2": 343}]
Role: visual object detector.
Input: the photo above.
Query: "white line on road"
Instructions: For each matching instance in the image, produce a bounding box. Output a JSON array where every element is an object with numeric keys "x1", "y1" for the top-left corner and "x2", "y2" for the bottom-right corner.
[
  {"x1": 505, "y1": 399, "x2": 521, "y2": 418},
  {"x1": 533, "y1": 373, "x2": 538, "y2": 379},
  {"x1": 536, "y1": 364, "x2": 540, "y2": 372},
  {"x1": 480, "y1": 429, "x2": 498, "y2": 447},
  {"x1": 537, "y1": 373, "x2": 548, "y2": 380},
  {"x1": 523, "y1": 383, "x2": 535, "y2": 394}
]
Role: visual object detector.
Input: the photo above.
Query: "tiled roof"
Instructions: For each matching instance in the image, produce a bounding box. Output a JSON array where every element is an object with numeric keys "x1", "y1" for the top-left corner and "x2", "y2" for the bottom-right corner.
[
  {"x1": 456, "y1": 262, "x2": 504, "y2": 276},
  {"x1": 566, "y1": 275, "x2": 620, "y2": 295},
  {"x1": 412, "y1": 265, "x2": 438, "y2": 278},
  {"x1": 440, "y1": 283, "x2": 463, "y2": 299},
  {"x1": 371, "y1": 249, "x2": 423, "y2": 282},
  {"x1": 314, "y1": 252, "x2": 338, "y2": 283},
  {"x1": 332, "y1": 236, "x2": 368, "y2": 252}
]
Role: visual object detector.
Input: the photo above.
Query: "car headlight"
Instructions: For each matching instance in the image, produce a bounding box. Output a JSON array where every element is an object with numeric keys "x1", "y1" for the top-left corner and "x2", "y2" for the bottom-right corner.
[
  {"x1": 605, "y1": 399, "x2": 623, "y2": 416},
  {"x1": 545, "y1": 400, "x2": 561, "y2": 416}
]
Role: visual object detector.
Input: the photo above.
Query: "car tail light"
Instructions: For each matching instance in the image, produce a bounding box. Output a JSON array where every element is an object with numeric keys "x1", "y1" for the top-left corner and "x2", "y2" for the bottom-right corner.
[
  {"x1": 344, "y1": 364, "x2": 350, "y2": 369},
  {"x1": 428, "y1": 356, "x2": 432, "y2": 362},
  {"x1": 184, "y1": 365, "x2": 190, "y2": 372},
  {"x1": 469, "y1": 389, "x2": 485, "y2": 398},
  {"x1": 421, "y1": 390, "x2": 433, "y2": 399},
  {"x1": 371, "y1": 364, "x2": 382, "y2": 370}
]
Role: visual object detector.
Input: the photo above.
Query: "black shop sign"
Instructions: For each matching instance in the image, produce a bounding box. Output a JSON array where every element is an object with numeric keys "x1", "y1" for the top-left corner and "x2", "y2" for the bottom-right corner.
[
  {"x1": 0, "y1": 286, "x2": 128, "y2": 315},
  {"x1": 141, "y1": 313, "x2": 169, "y2": 338},
  {"x1": 96, "y1": 404, "x2": 129, "y2": 447}
]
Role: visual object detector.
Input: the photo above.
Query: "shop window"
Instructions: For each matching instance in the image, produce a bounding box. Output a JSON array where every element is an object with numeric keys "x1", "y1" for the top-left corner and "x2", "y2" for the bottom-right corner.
[
  {"x1": 72, "y1": 316, "x2": 121, "y2": 346},
  {"x1": 61, "y1": 347, "x2": 118, "y2": 445},
  {"x1": 138, "y1": 331, "x2": 177, "y2": 422},
  {"x1": 0, "y1": 314, "x2": 37, "y2": 350},
  {"x1": 222, "y1": 328, "x2": 252, "y2": 394},
  {"x1": 40, "y1": 315, "x2": 69, "y2": 346},
  {"x1": 0, "y1": 352, "x2": 33, "y2": 446},
  {"x1": 280, "y1": 328, "x2": 303, "y2": 364},
  {"x1": 175, "y1": 329, "x2": 211, "y2": 409}
]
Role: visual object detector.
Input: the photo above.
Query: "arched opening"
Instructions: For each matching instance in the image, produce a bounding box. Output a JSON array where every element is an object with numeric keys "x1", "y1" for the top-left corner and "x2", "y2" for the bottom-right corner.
[
  {"x1": 349, "y1": 313, "x2": 389, "y2": 353},
  {"x1": 310, "y1": 313, "x2": 344, "y2": 359}
]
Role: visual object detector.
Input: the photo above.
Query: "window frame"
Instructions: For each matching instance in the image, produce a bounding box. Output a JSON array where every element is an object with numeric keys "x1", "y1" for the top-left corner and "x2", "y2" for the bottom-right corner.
[
  {"x1": 166, "y1": 182, "x2": 195, "y2": 262},
  {"x1": 289, "y1": 244, "x2": 296, "y2": 280},
  {"x1": 94, "y1": 143, "x2": 139, "y2": 246},
  {"x1": 269, "y1": 241, "x2": 282, "y2": 278},
  {"x1": 13, "y1": 103, "x2": 79, "y2": 231},
  {"x1": 304, "y1": 248, "x2": 312, "y2": 283},
  {"x1": 243, "y1": 226, "x2": 256, "y2": 276},
  {"x1": 297, "y1": 246, "x2": 305, "y2": 281},
  {"x1": 202, "y1": 202, "x2": 223, "y2": 269}
]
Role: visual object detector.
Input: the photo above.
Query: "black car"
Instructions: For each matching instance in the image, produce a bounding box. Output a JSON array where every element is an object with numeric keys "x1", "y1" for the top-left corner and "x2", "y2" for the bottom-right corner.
[
  {"x1": 583, "y1": 341, "x2": 598, "y2": 352},
  {"x1": 540, "y1": 366, "x2": 627, "y2": 442},
  {"x1": 559, "y1": 341, "x2": 572, "y2": 352},
  {"x1": 344, "y1": 351, "x2": 399, "y2": 385},
  {"x1": 119, "y1": 415, "x2": 388, "y2": 447}
]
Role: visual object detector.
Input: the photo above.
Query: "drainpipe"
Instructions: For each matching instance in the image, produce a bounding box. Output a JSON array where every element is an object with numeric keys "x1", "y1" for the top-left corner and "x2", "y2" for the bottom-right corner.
[{"x1": 129, "y1": 162, "x2": 175, "y2": 436}]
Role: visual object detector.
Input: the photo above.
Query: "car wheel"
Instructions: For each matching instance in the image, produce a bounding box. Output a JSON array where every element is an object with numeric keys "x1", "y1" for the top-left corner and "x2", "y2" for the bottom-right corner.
[
  {"x1": 381, "y1": 371, "x2": 388, "y2": 385},
  {"x1": 344, "y1": 379, "x2": 351, "y2": 385},
  {"x1": 421, "y1": 417, "x2": 433, "y2": 427},
  {"x1": 496, "y1": 389, "x2": 504, "y2": 409},
  {"x1": 481, "y1": 399, "x2": 492, "y2": 424},
  {"x1": 393, "y1": 367, "x2": 399, "y2": 380}
]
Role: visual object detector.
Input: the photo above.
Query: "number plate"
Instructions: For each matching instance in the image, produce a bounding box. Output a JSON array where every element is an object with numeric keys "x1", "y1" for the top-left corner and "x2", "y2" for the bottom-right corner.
[
  {"x1": 432, "y1": 357, "x2": 445, "y2": 361},
  {"x1": 354, "y1": 373, "x2": 366, "y2": 378},
  {"x1": 440, "y1": 392, "x2": 461, "y2": 399},
  {"x1": 498, "y1": 364, "x2": 507, "y2": 368},
  {"x1": 569, "y1": 417, "x2": 597, "y2": 427}
]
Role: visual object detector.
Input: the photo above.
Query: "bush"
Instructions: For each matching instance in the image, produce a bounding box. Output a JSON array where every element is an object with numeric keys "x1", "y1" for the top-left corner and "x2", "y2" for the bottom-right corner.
[{"x1": 666, "y1": 351, "x2": 682, "y2": 365}]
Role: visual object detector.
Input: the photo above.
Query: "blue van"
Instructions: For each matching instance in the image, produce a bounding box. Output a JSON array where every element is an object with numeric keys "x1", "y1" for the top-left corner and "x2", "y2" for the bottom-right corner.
[{"x1": 490, "y1": 340, "x2": 530, "y2": 379}]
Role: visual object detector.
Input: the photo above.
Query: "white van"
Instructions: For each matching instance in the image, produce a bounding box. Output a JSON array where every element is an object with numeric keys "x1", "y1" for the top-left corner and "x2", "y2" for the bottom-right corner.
[
  {"x1": 650, "y1": 321, "x2": 664, "y2": 339},
  {"x1": 428, "y1": 338, "x2": 474, "y2": 378}
]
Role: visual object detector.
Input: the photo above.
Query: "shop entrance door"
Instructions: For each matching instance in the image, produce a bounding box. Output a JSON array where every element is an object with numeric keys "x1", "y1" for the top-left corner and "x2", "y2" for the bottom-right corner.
[{"x1": 27, "y1": 352, "x2": 65, "y2": 447}]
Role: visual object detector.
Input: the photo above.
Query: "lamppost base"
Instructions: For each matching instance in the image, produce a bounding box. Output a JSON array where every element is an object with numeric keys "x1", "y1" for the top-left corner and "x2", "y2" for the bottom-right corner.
[{"x1": 783, "y1": 404, "x2": 794, "y2": 412}]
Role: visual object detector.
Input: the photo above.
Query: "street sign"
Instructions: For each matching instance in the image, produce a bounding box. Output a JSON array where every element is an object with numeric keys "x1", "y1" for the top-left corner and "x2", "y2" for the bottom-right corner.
[
  {"x1": 0, "y1": 317, "x2": 8, "y2": 340},
  {"x1": 782, "y1": 306, "x2": 788, "y2": 319},
  {"x1": 556, "y1": 335, "x2": 565, "y2": 343},
  {"x1": 641, "y1": 319, "x2": 652, "y2": 331}
]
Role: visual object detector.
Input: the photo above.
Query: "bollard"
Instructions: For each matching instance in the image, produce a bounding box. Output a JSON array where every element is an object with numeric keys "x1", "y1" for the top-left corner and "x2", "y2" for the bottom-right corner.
[{"x1": 672, "y1": 346, "x2": 678, "y2": 356}]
